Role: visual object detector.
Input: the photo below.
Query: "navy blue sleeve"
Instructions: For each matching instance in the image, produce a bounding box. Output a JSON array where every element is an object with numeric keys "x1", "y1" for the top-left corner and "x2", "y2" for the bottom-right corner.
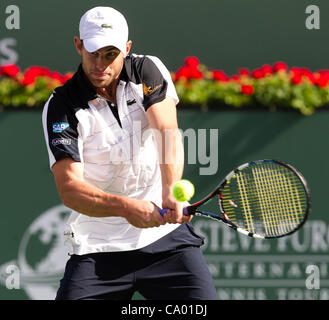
[
  {"x1": 122, "y1": 55, "x2": 179, "y2": 110},
  {"x1": 138, "y1": 57, "x2": 169, "y2": 110},
  {"x1": 42, "y1": 91, "x2": 81, "y2": 168}
]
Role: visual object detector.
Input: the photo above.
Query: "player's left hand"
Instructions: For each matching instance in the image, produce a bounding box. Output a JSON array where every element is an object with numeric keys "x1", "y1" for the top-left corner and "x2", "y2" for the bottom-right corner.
[{"x1": 161, "y1": 189, "x2": 193, "y2": 224}]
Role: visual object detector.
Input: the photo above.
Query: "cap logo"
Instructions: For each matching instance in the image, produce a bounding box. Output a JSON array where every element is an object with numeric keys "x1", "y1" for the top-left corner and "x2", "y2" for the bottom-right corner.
[{"x1": 101, "y1": 24, "x2": 113, "y2": 29}]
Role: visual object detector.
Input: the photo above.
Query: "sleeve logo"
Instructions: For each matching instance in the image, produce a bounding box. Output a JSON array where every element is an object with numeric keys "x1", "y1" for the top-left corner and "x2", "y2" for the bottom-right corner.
[
  {"x1": 52, "y1": 122, "x2": 70, "y2": 133},
  {"x1": 52, "y1": 138, "x2": 72, "y2": 146},
  {"x1": 142, "y1": 83, "x2": 163, "y2": 96}
]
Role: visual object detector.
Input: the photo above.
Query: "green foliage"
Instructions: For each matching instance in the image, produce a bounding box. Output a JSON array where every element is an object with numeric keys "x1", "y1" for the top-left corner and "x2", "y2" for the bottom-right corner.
[
  {"x1": 252, "y1": 73, "x2": 327, "y2": 115},
  {"x1": 176, "y1": 80, "x2": 253, "y2": 108},
  {"x1": 0, "y1": 76, "x2": 57, "y2": 109},
  {"x1": 1, "y1": 61, "x2": 329, "y2": 115},
  {"x1": 176, "y1": 72, "x2": 329, "y2": 115}
]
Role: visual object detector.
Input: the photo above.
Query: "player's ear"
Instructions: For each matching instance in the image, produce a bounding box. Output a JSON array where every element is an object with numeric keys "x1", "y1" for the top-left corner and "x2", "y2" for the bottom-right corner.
[
  {"x1": 125, "y1": 40, "x2": 132, "y2": 57},
  {"x1": 74, "y1": 37, "x2": 83, "y2": 56}
]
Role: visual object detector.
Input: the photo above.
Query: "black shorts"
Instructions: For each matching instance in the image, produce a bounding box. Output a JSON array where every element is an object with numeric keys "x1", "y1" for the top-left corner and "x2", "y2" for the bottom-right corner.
[{"x1": 56, "y1": 224, "x2": 218, "y2": 300}]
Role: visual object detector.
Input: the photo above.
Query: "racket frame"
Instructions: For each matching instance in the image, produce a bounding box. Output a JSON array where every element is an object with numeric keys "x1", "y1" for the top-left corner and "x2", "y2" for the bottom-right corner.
[{"x1": 185, "y1": 159, "x2": 311, "y2": 239}]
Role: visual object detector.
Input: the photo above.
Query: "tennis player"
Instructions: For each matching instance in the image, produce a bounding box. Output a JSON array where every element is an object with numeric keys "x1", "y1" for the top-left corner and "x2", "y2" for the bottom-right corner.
[{"x1": 42, "y1": 6, "x2": 217, "y2": 300}]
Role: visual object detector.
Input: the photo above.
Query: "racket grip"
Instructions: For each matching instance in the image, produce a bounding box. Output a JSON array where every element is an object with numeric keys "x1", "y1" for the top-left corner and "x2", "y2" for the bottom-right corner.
[
  {"x1": 183, "y1": 207, "x2": 189, "y2": 216},
  {"x1": 158, "y1": 207, "x2": 189, "y2": 217},
  {"x1": 158, "y1": 208, "x2": 168, "y2": 217}
]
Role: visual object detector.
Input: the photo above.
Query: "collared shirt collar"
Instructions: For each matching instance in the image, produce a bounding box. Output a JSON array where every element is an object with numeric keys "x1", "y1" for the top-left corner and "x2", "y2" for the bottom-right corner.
[{"x1": 75, "y1": 64, "x2": 98, "y2": 104}]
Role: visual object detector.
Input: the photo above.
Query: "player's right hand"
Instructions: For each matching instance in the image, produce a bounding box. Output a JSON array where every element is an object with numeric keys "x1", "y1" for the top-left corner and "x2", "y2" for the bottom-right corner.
[{"x1": 122, "y1": 199, "x2": 165, "y2": 228}]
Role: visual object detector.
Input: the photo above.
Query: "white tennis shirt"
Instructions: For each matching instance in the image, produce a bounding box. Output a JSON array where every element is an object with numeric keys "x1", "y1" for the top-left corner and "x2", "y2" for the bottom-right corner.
[{"x1": 42, "y1": 54, "x2": 181, "y2": 255}]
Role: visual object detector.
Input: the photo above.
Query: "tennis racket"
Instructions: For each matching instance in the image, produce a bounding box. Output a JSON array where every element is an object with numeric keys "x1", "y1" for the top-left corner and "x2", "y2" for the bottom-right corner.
[{"x1": 159, "y1": 159, "x2": 311, "y2": 239}]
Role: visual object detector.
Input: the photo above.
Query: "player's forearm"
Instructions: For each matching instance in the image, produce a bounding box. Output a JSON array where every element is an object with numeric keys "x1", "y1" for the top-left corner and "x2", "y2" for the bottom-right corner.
[
  {"x1": 159, "y1": 128, "x2": 184, "y2": 193},
  {"x1": 146, "y1": 97, "x2": 184, "y2": 193},
  {"x1": 58, "y1": 178, "x2": 163, "y2": 228},
  {"x1": 58, "y1": 179, "x2": 131, "y2": 218}
]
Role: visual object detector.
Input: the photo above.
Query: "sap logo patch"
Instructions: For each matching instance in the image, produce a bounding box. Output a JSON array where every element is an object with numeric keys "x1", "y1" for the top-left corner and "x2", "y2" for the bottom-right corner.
[
  {"x1": 52, "y1": 122, "x2": 69, "y2": 133},
  {"x1": 52, "y1": 138, "x2": 72, "y2": 146}
]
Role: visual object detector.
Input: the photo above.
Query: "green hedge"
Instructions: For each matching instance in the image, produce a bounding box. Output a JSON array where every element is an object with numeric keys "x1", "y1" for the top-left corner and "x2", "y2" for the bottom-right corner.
[{"x1": 1, "y1": 58, "x2": 329, "y2": 115}]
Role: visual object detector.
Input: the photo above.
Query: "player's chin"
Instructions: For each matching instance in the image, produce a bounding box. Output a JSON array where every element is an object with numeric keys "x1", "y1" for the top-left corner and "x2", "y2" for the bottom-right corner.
[{"x1": 90, "y1": 77, "x2": 112, "y2": 87}]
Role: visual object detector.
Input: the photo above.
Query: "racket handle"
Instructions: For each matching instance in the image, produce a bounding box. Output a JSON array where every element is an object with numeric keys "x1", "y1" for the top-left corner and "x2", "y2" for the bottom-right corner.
[
  {"x1": 158, "y1": 208, "x2": 168, "y2": 217},
  {"x1": 158, "y1": 207, "x2": 189, "y2": 217}
]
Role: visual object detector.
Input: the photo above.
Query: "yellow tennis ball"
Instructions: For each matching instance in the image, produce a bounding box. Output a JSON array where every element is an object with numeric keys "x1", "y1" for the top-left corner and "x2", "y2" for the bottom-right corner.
[{"x1": 173, "y1": 179, "x2": 195, "y2": 202}]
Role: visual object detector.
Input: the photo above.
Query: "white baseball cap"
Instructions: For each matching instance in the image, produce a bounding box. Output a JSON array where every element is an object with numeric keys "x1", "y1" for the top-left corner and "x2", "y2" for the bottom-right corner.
[{"x1": 79, "y1": 7, "x2": 129, "y2": 54}]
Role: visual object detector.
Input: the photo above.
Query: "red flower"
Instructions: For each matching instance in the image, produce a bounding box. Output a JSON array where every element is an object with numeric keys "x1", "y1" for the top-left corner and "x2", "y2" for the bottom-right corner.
[
  {"x1": 188, "y1": 68, "x2": 203, "y2": 79},
  {"x1": 21, "y1": 66, "x2": 51, "y2": 85},
  {"x1": 291, "y1": 73, "x2": 302, "y2": 85},
  {"x1": 175, "y1": 56, "x2": 204, "y2": 81},
  {"x1": 261, "y1": 64, "x2": 273, "y2": 76},
  {"x1": 290, "y1": 67, "x2": 301, "y2": 77},
  {"x1": 316, "y1": 76, "x2": 329, "y2": 88},
  {"x1": 317, "y1": 70, "x2": 329, "y2": 77},
  {"x1": 175, "y1": 60, "x2": 203, "y2": 81},
  {"x1": 62, "y1": 72, "x2": 74, "y2": 83},
  {"x1": 290, "y1": 67, "x2": 318, "y2": 85},
  {"x1": 299, "y1": 68, "x2": 313, "y2": 77},
  {"x1": 230, "y1": 75, "x2": 240, "y2": 82},
  {"x1": 212, "y1": 70, "x2": 228, "y2": 82},
  {"x1": 238, "y1": 68, "x2": 250, "y2": 76},
  {"x1": 273, "y1": 62, "x2": 288, "y2": 72},
  {"x1": 175, "y1": 66, "x2": 203, "y2": 81},
  {"x1": 315, "y1": 72, "x2": 329, "y2": 88},
  {"x1": 49, "y1": 71, "x2": 64, "y2": 84},
  {"x1": 252, "y1": 68, "x2": 264, "y2": 79},
  {"x1": 175, "y1": 66, "x2": 190, "y2": 80},
  {"x1": 184, "y1": 56, "x2": 200, "y2": 68},
  {"x1": 304, "y1": 72, "x2": 316, "y2": 85},
  {"x1": 241, "y1": 84, "x2": 254, "y2": 95},
  {"x1": 0, "y1": 64, "x2": 20, "y2": 78}
]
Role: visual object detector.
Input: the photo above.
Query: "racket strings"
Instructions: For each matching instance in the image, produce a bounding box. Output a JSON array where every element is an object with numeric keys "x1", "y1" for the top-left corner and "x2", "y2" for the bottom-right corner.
[
  {"x1": 235, "y1": 172, "x2": 255, "y2": 233},
  {"x1": 221, "y1": 178, "x2": 306, "y2": 217},
  {"x1": 220, "y1": 162, "x2": 307, "y2": 237},
  {"x1": 252, "y1": 165, "x2": 300, "y2": 236}
]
